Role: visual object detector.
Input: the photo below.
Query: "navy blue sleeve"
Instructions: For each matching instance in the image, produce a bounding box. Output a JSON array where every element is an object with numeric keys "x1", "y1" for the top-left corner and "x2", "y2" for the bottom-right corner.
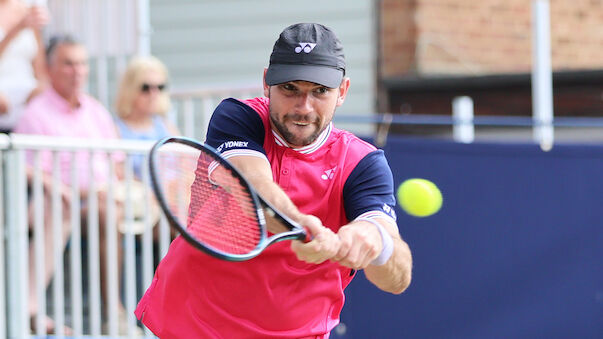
[
  {"x1": 342, "y1": 150, "x2": 397, "y2": 221},
  {"x1": 205, "y1": 98, "x2": 266, "y2": 154}
]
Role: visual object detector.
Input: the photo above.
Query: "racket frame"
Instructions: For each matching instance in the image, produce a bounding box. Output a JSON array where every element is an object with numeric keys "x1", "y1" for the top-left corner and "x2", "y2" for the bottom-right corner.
[{"x1": 149, "y1": 136, "x2": 307, "y2": 261}]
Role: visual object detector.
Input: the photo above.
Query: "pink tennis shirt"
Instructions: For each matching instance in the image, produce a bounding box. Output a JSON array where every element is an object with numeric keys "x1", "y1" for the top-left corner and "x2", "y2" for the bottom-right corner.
[
  {"x1": 136, "y1": 97, "x2": 397, "y2": 338},
  {"x1": 14, "y1": 87, "x2": 120, "y2": 189}
]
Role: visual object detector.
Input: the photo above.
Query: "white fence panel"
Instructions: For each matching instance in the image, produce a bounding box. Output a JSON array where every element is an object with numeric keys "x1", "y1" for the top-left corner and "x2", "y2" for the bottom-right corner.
[{"x1": 1, "y1": 134, "x2": 176, "y2": 338}]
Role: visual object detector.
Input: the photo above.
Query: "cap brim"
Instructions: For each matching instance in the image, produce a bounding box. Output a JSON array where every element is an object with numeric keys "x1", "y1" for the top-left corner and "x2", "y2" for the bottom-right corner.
[{"x1": 265, "y1": 64, "x2": 344, "y2": 88}]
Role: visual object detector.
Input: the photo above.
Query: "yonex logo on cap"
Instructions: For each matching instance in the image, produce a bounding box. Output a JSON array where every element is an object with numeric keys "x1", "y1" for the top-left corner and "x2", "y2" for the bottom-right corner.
[
  {"x1": 266, "y1": 23, "x2": 345, "y2": 88},
  {"x1": 295, "y1": 42, "x2": 317, "y2": 54}
]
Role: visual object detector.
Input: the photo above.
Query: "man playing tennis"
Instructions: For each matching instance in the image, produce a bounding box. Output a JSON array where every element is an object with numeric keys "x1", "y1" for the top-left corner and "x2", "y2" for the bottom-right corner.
[{"x1": 136, "y1": 23, "x2": 412, "y2": 338}]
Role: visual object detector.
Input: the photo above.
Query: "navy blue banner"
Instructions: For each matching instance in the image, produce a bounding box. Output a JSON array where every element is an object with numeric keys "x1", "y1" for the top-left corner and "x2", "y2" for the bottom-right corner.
[{"x1": 337, "y1": 137, "x2": 603, "y2": 339}]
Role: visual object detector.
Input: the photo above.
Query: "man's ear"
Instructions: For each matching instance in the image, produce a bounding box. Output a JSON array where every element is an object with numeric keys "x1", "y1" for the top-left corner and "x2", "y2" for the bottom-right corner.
[
  {"x1": 336, "y1": 77, "x2": 350, "y2": 107},
  {"x1": 263, "y1": 68, "x2": 270, "y2": 97}
]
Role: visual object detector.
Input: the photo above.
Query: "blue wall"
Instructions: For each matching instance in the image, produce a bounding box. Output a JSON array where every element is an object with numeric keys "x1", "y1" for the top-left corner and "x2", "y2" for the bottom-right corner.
[{"x1": 339, "y1": 137, "x2": 603, "y2": 339}]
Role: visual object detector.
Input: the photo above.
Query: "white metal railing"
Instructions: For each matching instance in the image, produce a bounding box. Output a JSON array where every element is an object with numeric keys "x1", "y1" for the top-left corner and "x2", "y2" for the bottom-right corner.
[{"x1": 1, "y1": 134, "x2": 175, "y2": 339}]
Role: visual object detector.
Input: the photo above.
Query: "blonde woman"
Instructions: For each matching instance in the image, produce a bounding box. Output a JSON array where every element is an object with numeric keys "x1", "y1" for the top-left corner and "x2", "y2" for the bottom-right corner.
[
  {"x1": 115, "y1": 55, "x2": 179, "y2": 178},
  {"x1": 114, "y1": 56, "x2": 182, "y2": 241}
]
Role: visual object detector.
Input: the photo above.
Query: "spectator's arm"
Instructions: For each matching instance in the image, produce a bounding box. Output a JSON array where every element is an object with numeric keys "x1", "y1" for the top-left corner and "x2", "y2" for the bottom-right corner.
[
  {"x1": 27, "y1": 28, "x2": 49, "y2": 102},
  {"x1": 0, "y1": 93, "x2": 8, "y2": 115},
  {"x1": 0, "y1": 19, "x2": 25, "y2": 58},
  {"x1": 0, "y1": 5, "x2": 49, "y2": 58}
]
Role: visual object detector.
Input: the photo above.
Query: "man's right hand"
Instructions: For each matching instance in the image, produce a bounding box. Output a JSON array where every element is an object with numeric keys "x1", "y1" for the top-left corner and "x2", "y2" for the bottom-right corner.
[{"x1": 290, "y1": 215, "x2": 340, "y2": 264}]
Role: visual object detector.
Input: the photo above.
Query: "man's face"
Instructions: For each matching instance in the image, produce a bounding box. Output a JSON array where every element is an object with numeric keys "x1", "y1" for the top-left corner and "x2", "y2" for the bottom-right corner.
[
  {"x1": 48, "y1": 44, "x2": 89, "y2": 99},
  {"x1": 263, "y1": 70, "x2": 350, "y2": 147}
]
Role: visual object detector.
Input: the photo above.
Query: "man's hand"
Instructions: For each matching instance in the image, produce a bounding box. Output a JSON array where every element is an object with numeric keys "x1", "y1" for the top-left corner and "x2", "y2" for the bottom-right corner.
[
  {"x1": 0, "y1": 93, "x2": 9, "y2": 115},
  {"x1": 333, "y1": 220, "x2": 384, "y2": 269},
  {"x1": 290, "y1": 215, "x2": 340, "y2": 264}
]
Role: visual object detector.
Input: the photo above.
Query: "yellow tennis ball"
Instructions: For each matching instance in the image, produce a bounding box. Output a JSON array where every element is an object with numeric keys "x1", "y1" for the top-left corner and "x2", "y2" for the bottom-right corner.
[{"x1": 397, "y1": 178, "x2": 443, "y2": 217}]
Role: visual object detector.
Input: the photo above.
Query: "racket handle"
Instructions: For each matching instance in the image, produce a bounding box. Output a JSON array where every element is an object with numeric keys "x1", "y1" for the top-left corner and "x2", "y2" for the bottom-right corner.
[{"x1": 302, "y1": 227, "x2": 313, "y2": 243}]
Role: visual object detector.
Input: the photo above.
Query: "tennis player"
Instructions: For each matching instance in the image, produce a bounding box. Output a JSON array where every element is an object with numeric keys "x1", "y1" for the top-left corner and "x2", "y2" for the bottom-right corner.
[{"x1": 135, "y1": 23, "x2": 412, "y2": 338}]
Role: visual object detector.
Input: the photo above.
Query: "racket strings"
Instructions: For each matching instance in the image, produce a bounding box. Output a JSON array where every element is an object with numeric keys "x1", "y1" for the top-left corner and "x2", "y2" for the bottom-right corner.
[
  {"x1": 187, "y1": 185, "x2": 260, "y2": 253},
  {"x1": 156, "y1": 147, "x2": 262, "y2": 255}
]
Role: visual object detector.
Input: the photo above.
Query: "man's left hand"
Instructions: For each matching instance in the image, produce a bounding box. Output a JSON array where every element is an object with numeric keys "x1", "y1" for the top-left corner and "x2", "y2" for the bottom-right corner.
[{"x1": 333, "y1": 221, "x2": 383, "y2": 269}]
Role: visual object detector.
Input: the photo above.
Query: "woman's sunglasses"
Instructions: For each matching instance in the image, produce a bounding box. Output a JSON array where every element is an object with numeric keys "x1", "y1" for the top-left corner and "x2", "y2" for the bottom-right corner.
[{"x1": 141, "y1": 83, "x2": 167, "y2": 93}]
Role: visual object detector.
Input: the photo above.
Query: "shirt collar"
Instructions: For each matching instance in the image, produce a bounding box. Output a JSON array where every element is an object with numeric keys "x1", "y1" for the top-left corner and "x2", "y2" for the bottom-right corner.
[
  {"x1": 272, "y1": 122, "x2": 332, "y2": 154},
  {"x1": 45, "y1": 87, "x2": 84, "y2": 113}
]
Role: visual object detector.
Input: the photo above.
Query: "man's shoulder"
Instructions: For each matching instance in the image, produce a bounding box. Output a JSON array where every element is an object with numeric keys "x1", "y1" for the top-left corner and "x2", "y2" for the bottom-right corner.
[
  {"x1": 15, "y1": 93, "x2": 54, "y2": 133},
  {"x1": 239, "y1": 97, "x2": 269, "y2": 118},
  {"x1": 22, "y1": 90, "x2": 108, "y2": 116},
  {"x1": 331, "y1": 127, "x2": 377, "y2": 153},
  {"x1": 214, "y1": 97, "x2": 268, "y2": 132},
  {"x1": 24, "y1": 90, "x2": 53, "y2": 114},
  {"x1": 81, "y1": 93, "x2": 110, "y2": 113}
]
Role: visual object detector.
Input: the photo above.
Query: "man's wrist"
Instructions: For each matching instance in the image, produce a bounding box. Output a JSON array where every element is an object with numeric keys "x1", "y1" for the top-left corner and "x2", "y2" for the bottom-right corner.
[{"x1": 360, "y1": 218, "x2": 394, "y2": 266}]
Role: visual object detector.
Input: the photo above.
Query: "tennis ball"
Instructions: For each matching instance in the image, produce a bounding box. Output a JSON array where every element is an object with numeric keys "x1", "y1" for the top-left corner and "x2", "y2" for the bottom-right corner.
[{"x1": 397, "y1": 178, "x2": 442, "y2": 217}]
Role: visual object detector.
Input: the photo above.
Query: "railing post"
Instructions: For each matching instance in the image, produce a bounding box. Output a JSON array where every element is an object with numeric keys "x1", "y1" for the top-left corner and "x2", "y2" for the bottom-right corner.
[
  {"x1": 32, "y1": 153, "x2": 46, "y2": 337},
  {"x1": 0, "y1": 136, "x2": 7, "y2": 339},
  {"x1": 4, "y1": 149, "x2": 29, "y2": 338},
  {"x1": 51, "y1": 152, "x2": 66, "y2": 336},
  {"x1": 69, "y1": 154, "x2": 84, "y2": 336},
  {"x1": 183, "y1": 98, "x2": 196, "y2": 138},
  {"x1": 532, "y1": 0, "x2": 554, "y2": 151},
  {"x1": 87, "y1": 157, "x2": 102, "y2": 336},
  {"x1": 452, "y1": 96, "x2": 475, "y2": 143},
  {"x1": 201, "y1": 97, "x2": 215, "y2": 141}
]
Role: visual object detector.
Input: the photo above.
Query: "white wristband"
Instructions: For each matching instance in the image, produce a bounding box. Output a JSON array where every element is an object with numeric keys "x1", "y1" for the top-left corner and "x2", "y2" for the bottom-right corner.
[{"x1": 362, "y1": 218, "x2": 394, "y2": 266}]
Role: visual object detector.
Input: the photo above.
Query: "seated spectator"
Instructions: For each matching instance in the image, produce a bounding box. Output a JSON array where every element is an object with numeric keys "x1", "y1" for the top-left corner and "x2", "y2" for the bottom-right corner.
[
  {"x1": 0, "y1": 0, "x2": 49, "y2": 133},
  {"x1": 14, "y1": 34, "x2": 140, "y2": 335},
  {"x1": 113, "y1": 55, "x2": 179, "y2": 235}
]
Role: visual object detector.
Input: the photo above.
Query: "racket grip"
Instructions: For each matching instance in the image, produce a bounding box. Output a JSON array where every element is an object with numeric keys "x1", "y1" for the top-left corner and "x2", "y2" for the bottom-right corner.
[{"x1": 302, "y1": 227, "x2": 313, "y2": 243}]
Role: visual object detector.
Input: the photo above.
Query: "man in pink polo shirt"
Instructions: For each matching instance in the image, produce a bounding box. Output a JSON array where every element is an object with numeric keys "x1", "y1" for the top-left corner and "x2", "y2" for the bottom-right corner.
[
  {"x1": 136, "y1": 23, "x2": 413, "y2": 338},
  {"x1": 14, "y1": 35, "x2": 135, "y2": 335}
]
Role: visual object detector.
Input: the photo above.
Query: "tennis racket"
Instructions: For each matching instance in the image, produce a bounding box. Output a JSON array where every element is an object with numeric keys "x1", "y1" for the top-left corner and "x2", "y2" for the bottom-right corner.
[{"x1": 149, "y1": 136, "x2": 310, "y2": 261}]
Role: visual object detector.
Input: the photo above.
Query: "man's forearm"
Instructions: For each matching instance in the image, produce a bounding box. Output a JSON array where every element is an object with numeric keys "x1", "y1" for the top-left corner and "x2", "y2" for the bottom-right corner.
[
  {"x1": 251, "y1": 179, "x2": 305, "y2": 234},
  {"x1": 227, "y1": 155, "x2": 304, "y2": 234},
  {"x1": 364, "y1": 222, "x2": 413, "y2": 294}
]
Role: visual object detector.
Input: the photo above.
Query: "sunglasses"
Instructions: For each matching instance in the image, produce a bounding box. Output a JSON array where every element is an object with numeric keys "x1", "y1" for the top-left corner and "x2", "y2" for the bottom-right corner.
[{"x1": 140, "y1": 83, "x2": 167, "y2": 93}]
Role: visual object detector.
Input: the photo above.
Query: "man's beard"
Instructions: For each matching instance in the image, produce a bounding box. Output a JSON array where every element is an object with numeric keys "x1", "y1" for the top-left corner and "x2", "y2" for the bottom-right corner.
[{"x1": 269, "y1": 112, "x2": 324, "y2": 147}]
